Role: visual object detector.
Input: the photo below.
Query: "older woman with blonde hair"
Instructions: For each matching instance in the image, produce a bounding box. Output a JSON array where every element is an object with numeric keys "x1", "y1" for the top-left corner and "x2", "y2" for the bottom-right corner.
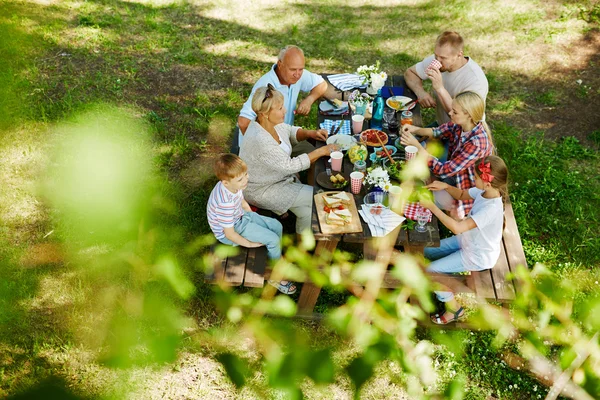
[
  {"x1": 400, "y1": 91, "x2": 494, "y2": 218},
  {"x1": 239, "y1": 84, "x2": 337, "y2": 235}
]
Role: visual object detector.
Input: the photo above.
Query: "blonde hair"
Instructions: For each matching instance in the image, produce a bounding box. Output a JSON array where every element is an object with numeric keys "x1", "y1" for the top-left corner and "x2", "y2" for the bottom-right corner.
[
  {"x1": 251, "y1": 84, "x2": 284, "y2": 122},
  {"x1": 474, "y1": 155, "x2": 508, "y2": 203},
  {"x1": 214, "y1": 153, "x2": 247, "y2": 181},
  {"x1": 436, "y1": 31, "x2": 464, "y2": 52},
  {"x1": 453, "y1": 91, "x2": 493, "y2": 149}
]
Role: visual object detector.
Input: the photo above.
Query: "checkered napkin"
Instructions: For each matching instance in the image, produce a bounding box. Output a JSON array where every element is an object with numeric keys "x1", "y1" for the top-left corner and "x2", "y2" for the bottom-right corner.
[
  {"x1": 403, "y1": 202, "x2": 432, "y2": 222},
  {"x1": 320, "y1": 119, "x2": 351, "y2": 135},
  {"x1": 358, "y1": 205, "x2": 406, "y2": 237},
  {"x1": 327, "y1": 73, "x2": 368, "y2": 91}
]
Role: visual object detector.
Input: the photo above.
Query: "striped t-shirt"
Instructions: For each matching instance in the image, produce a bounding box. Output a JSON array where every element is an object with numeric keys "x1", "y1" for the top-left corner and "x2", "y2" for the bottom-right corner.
[{"x1": 207, "y1": 181, "x2": 244, "y2": 240}]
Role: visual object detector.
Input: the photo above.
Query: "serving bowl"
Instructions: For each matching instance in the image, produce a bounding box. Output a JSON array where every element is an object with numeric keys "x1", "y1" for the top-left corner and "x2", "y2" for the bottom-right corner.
[
  {"x1": 369, "y1": 145, "x2": 397, "y2": 163},
  {"x1": 363, "y1": 191, "x2": 389, "y2": 215}
]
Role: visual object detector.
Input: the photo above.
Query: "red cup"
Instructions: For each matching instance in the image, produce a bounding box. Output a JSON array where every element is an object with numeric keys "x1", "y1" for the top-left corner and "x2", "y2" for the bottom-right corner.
[
  {"x1": 427, "y1": 59, "x2": 442, "y2": 72},
  {"x1": 350, "y1": 172, "x2": 364, "y2": 195}
]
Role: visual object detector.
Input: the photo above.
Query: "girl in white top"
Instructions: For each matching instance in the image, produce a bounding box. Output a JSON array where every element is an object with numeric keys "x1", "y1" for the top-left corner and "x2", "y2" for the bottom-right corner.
[{"x1": 420, "y1": 155, "x2": 509, "y2": 325}]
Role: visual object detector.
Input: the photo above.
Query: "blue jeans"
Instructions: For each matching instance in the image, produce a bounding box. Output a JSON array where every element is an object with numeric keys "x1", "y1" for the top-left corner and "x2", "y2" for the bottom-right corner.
[
  {"x1": 424, "y1": 236, "x2": 466, "y2": 303},
  {"x1": 219, "y1": 212, "x2": 283, "y2": 260}
]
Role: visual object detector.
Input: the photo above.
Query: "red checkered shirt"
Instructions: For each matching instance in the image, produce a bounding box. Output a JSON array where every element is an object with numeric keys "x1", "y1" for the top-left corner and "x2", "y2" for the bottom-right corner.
[{"x1": 429, "y1": 121, "x2": 493, "y2": 218}]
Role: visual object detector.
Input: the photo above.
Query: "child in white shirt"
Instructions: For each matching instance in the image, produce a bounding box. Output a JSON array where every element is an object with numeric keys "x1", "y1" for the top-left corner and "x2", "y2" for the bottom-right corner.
[{"x1": 421, "y1": 155, "x2": 508, "y2": 324}]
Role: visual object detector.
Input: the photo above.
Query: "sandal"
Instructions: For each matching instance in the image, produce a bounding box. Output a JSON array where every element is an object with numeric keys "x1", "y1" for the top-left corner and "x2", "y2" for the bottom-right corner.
[
  {"x1": 430, "y1": 306, "x2": 465, "y2": 325},
  {"x1": 268, "y1": 280, "x2": 297, "y2": 295}
]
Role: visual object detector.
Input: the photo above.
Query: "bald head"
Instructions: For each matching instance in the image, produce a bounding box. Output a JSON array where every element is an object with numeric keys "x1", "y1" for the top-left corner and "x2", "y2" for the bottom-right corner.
[{"x1": 276, "y1": 45, "x2": 306, "y2": 86}]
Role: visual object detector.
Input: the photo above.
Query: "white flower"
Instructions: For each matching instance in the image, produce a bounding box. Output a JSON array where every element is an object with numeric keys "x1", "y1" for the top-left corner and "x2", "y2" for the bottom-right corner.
[
  {"x1": 576, "y1": 79, "x2": 582, "y2": 85},
  {"x1": 355, "y1": 61, "x2": 386, "y2": 86},
  {"x1": 364, "y1": 166, "x2": 391, "y2": 191}
]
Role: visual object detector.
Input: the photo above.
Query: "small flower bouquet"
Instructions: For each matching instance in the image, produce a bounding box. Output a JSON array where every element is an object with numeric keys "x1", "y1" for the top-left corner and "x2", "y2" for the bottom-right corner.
[
  {"x1": 356, "y1": 61, "x2": 388, "y2": 91},
  {"x1": 364, "y1": 166, "x2": 391, "y2": 192},
  {"x1": 348, "y1": 89, "x2": 370, "y2": 107}
]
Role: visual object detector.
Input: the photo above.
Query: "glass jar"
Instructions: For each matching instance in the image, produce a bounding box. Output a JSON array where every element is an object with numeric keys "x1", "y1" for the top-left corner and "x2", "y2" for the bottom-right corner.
[
  {"x1": 400, "y1": 110, "x2": 413, "y2": 126},
  {"x1": 353, "y1": 160, "x2": 367, "y2": 173}
]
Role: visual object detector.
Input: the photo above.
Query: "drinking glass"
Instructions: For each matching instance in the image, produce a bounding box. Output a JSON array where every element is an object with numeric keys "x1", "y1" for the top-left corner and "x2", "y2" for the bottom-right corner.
[
  {"x1": 415, "y1": 207, "x2": 428, "y2": 233},
  {"x1": 383, "y1": 107, "x2": 396, "y2": 129}
]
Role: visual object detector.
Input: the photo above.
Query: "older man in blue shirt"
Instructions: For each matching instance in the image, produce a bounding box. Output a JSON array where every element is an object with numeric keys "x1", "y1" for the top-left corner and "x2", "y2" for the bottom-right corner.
[{"x1": 236, "y1": 45, "x2": 327, "y2": 151}]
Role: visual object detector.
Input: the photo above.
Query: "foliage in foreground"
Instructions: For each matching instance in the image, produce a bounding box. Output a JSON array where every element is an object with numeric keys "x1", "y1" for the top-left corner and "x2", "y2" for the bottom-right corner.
[{"x1": 3, "y1": 108, "x2": 598, "y2": 400}]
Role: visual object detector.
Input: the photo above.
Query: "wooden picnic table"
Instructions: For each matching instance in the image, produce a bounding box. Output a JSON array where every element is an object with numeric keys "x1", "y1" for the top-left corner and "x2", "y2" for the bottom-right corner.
[{"x1": 296, "y1": 75, "x2": 441, "y2": 315}]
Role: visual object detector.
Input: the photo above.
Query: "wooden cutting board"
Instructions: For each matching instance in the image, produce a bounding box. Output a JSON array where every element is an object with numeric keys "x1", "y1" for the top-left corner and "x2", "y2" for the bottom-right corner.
[{"x1": 315, "y1": 191, "x2": 363, "y2": 235}]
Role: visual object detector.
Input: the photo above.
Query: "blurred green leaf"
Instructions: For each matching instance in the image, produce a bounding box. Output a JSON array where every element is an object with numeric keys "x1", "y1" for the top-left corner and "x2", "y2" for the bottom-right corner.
[
  {"x1": 306, "y1": 349, "x2": 335, "y2": 384},
  {"x1": 216, "y1": 352, "x2": 249, "y2": 389},
  {"x1": 345, "y1": 355, "x2": 374, "y2": 394},
  {"x1": 444, "y1": 374, "x2": 465, "y2": 400},
  {"x1": 154, "y1": 256, "x2": 195, "y2": 299}
]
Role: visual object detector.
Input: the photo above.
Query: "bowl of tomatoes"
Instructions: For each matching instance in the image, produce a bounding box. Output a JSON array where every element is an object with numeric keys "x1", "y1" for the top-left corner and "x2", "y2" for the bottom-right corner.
[
  {"x1": 369, "y1": 145, "x2": 397, "y2": 163},
  {"x1": 360, "y1": 129, "x2": 388, "y2": 147}
]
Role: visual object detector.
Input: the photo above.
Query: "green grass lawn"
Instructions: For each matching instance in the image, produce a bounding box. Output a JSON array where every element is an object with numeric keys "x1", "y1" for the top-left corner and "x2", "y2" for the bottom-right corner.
[{"x1": 1, "y1": 0, "x2": 600, "y2": 399}]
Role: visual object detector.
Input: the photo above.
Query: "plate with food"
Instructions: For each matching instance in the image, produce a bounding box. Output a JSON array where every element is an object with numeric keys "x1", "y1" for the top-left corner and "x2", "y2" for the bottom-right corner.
[
  {"x1": 386, "y1": 96, "x2": 417, "y2": 112},
  {"x1": 360, "y1": 129, "x2": 388, "y2": 147},
  {"x1": 316, "y1": 171, "x2": 350, "y2": 190},
  {"x1": 326, "y1": 134, "x2": 356, "y2": 151}
]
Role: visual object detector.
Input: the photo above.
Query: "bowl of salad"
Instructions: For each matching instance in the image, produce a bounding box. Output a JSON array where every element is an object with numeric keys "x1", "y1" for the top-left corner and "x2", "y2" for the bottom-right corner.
[{"x1": 382, "y1": 155, "x2": 405, "y2": 182}]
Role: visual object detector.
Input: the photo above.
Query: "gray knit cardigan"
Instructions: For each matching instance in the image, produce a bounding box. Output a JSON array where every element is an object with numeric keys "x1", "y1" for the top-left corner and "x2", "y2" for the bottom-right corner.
[{"x1": 239, "y1": 121, "x2": 311, "y2": 215}]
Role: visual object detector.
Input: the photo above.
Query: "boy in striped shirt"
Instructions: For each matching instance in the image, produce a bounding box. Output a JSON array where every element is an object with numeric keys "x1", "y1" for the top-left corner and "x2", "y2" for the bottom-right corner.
[{"x1": 207, "y1": 154, "x2": 296, "y2": 294}]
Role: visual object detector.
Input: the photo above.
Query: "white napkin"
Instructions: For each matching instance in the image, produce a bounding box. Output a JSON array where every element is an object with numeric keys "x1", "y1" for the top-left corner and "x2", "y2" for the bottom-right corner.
[{"x1": 359, "y1": 205, "x2": 406, "y2": 237}]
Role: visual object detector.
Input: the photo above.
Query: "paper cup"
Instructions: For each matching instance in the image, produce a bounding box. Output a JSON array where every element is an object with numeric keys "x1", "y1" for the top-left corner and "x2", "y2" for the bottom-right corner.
[
  {"x1": 405, "y1": 145, "x2": 418, "y2": 160},
  {"x1": 388, "y1": 185, "x2": 403, "y2": 211},
  {"x1": 352, "y1": 115, "x2": 364, "y2": 135},
  {"x1": 350, "y1": 172, "x2": 364, "y2": 194},
  {"x1": 427, "y1": 59, "x2": 442, "y2": 72},
  {"x1": 330, "y1": 151, "x2": 343, "y2": 172}
]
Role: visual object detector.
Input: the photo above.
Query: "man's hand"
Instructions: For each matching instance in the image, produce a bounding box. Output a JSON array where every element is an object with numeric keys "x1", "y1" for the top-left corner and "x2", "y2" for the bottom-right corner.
[
  {"x1": 311, "y1": 128, "x2": 328, "y2": 142},
  {"x1": 245, "y1": 241, "x2": 264, "y2": 248},
  {"x1": 426, "y1": 68, "x2": 444, "y2": 91},
  {"x1": 417, "y1": 92, "x2": 436, "y2": 108},
  {"x1": 296, "y1": 97, "x2": 314, "y2": 115}
]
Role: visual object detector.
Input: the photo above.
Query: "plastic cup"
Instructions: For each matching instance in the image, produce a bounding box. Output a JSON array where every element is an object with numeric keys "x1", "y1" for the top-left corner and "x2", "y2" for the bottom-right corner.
[
  {"x1": 330, "y1": 151, "x2": 343, "y2": 172},
  {"x1": 388, "y1": 185, "x2": 403, "y2": 211},
  {"x1": 352, "y1": 115, "x2": 364, "y2": 135},
  {"x1": 350, "y1": 172, "x2": 364, "y2": 194},
  {"x1": 405, "y1": 145, "x2": 418, "y2": 160}
]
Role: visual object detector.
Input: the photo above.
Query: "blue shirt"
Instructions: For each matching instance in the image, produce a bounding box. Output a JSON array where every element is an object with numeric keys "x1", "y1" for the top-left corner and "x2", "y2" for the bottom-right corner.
[{"x1": 239, "y1": 64, "x2": 324, "y2": 126}]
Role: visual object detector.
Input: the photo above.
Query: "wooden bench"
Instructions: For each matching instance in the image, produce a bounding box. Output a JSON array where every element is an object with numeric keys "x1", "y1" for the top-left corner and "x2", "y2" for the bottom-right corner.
[{"x1": 205, "y1": 246, "x2": 270, "y2": 288}]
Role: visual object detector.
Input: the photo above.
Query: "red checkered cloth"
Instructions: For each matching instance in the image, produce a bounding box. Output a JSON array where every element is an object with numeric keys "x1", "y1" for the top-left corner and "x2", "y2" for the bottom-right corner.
[{"x1": 403, "y1": 202, "x2": 432, "y2": 222}]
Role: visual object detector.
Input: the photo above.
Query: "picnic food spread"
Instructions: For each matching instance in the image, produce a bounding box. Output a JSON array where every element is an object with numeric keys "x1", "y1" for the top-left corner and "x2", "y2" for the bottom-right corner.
[{"x1": 360, "y1": 129, "x2": 388, "y2": 146}]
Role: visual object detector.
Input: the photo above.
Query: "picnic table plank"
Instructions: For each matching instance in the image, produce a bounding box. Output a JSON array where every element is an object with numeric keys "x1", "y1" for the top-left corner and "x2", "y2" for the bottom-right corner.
[{"x1": 297, "y1": 239, "x2": 340, "y2": 314}]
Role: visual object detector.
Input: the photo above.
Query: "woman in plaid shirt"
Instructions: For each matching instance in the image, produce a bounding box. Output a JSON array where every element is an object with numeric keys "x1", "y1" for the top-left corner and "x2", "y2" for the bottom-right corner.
[{"x1": 400, "y1": 91, "x2": 493, "y2": 218}]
